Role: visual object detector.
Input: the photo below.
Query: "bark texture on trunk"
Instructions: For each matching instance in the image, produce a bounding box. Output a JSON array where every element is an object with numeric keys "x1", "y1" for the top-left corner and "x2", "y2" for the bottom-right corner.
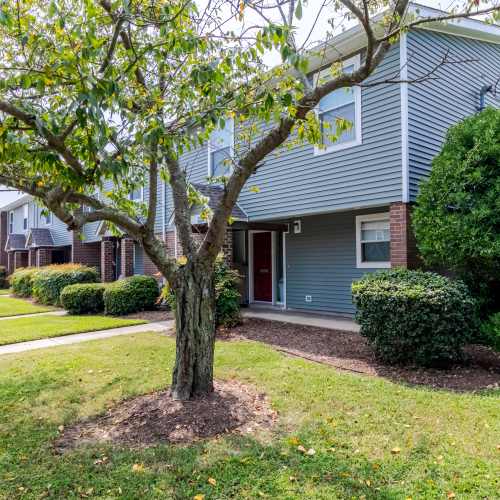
[{"x1": 171, "y1": 263, "x2": 216, "y2": 400}]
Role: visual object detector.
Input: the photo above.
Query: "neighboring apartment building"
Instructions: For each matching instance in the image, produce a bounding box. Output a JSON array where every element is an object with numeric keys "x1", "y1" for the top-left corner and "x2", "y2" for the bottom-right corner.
[{"x1": 1, "y1": 5, "x2": 499, "y2": 315}]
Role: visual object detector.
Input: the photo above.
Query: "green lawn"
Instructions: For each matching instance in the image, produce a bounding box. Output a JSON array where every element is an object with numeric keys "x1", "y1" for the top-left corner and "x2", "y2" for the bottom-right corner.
[
  {"x1": 0, "y1": 289, "x2": 11, "y2": 295},
  {"x1": 0, "y1": 296, "x2": 54, "y2": 317},
  {"x1": 0, "y1": 334, "x2": 498, "y2": 499},
  {"x1": 0, "y1": 315, "x2": 146, "y2": 345}
]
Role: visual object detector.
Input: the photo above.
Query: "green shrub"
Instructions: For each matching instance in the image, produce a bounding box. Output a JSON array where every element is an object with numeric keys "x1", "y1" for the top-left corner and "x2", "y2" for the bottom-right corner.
[
  {"x1": 0, "y1": 266, "x2": 7, "y2": 289},
  {"x1": 478, "y1": 313, "x2": 500, "y2": 352},
  {"x1": 164, "y1": 257, "x2": 241, "y2": 328},
  {"x1": 32, "y1": 264, "x2": 99, "y2": 305},
  {"x1": 104, "y1": 275, "x2": 159, "y2": 316},
  {"x1": 60, "y1": 283, "x2": 106, "y2": 315},
  {"x1": 352, "y1": 269, "x2": 478, "y2": 367},
  {"x1": 10, "y1": 267, "x2": 40, "y2": 297},
  {"x1": 413, "y1": 107, "x2": 500, "y2": 315},
  {"x1": 214, "y1": 259, "x2": 241, "y2": 328}
]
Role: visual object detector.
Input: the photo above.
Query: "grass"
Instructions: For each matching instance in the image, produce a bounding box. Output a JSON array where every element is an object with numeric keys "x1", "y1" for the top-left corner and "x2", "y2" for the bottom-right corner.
[
  {"x1": 0, "y1": 296, "x2": 54, "y2": 317},
  {"x1": 0, "y1": 315, "x2": 147, "y2": 345},
  {"x1": 0, "y1": 334, "x2": 498, "y2": 499},
  {"x1": 0, "y1": 289, "x2": 11, "y2": 295}
]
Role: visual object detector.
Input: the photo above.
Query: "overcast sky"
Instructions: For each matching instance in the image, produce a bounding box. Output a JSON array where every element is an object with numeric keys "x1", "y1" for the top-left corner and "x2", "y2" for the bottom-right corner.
[{"x1": 0, "y1": 0, "x2": 480, "y2": 209}]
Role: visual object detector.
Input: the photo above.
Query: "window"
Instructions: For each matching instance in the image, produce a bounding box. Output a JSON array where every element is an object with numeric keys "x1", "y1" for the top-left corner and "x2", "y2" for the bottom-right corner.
[
  {"x1": 8, "y1": 211, "x2": 13, "y2": 234},
  {"x1": 130, "y1": 187, "x2": 143, "y2": 201},
  {"x1": 23, "y1": 204, "x2": 28, "y2": 231},
  {"x1": 356, "y1": 213, "x2": 390, "y2": 268},
  {"x1": 208, "y1": 118, "x2": 234, "y2": 178},
  {"x1": 314, "y1": 54, "x2": 362, "y2": 154},
  {"x1": 43, "y1": 212, "x2": 52, "y2": 225}
]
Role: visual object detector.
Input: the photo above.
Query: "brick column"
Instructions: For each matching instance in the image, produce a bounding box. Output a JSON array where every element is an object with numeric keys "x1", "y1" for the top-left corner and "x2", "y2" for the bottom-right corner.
[
  {"x1": 101, "y1": 238, "x2": 115, "y2": 282},
  {"x1": 28, "y1": 249, "x2": 37, "y2": 267},
  {"x1": 222, "y1": 229, "x2": 233, "y2": 267},
  {"x1": 0, "y1": 212, "x2": 7, "y2": 269},
  {"x1": 7, "y1": 252, "x2": 14, "y2": 274},
  {"x1": 37, "y1": 248, "x2": 51, "y2": 267},
  {"x1": 390, "y1": 202, "x2": 419, "y2": 269},
  {"x1": 120, "y1": 237, "x2": 134, "y2": 278}
]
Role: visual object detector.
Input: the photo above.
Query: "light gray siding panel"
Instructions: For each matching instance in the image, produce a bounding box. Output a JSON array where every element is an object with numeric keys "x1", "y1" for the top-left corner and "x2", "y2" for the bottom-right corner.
[
  {"x1": 407, "y1": 30, "x2": 500, "y2": 200},
  {"x1": 237, "y1": 43, "x2": 403, "y2": 219},
  {"x1": 285, "y1": 208, "x2": 389, "y2": 315}
]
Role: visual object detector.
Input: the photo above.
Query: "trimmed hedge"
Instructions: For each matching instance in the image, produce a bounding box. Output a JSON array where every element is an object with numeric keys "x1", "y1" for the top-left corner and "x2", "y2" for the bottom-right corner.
[
  {"x1": 352, "y1": 269, "x2": 478, "y2": 367},
  {"x1": 60, "y1": 283, "x2": 106, "y2": 315},
  {"x1": 479, "y1": 313, "x2": 500, "y2": 352},
  {"x1": 0, "y1": 266, "x2": 7, "y2": 289},
  {"x1": 32, "y1": 264, "x2": 100, "y2": 306},
  {"x1": 10, "y1": 267, "x2": 39, "y2": 297},
  {"x1": 104, "y1": 275, "x2": 159, "y2": 316}
]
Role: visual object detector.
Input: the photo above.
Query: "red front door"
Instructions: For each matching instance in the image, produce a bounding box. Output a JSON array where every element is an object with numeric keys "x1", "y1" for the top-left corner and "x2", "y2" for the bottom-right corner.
[{"x1": 253, "y1": 232, "x2": 272, "y2": 302}]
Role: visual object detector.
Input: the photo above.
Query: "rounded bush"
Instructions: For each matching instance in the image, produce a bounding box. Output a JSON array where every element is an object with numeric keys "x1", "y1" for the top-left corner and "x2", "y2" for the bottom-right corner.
[
  {"x1": 10, "y1": 267, "x2": 40, "y2": 297},
  {"x1": 214, "y1": 259, "x2": 241, "y2": 328},
  {"x1": 352, "y1": 269, "x2": 478, "y2": 367},
  {"x1": 60, "y1": 283, "x2": 106, "y2": 315},
  {"x1": 479, "y1": 313, "x2": 500, "y2": 352},
  {"x1": 32, "y1": 264, "x2": 99, "y2": 306},
  {"x1": 104, "y1": 275, "x2": 159, "y2": 316}
]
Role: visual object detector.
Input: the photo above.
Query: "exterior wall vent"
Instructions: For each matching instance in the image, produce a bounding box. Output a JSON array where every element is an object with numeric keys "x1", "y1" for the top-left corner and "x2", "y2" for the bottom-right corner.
[{"x1": 293, "y1": 220, "x2": 302, "y2": 234}]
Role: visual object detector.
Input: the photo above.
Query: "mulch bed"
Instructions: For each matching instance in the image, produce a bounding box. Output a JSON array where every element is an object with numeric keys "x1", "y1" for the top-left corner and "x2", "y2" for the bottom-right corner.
[
  {"x1": 54, "y1": 380, "x2": 277, "y2": 452},
  {"x1": 124, "y1": 308, "x2": 174, "y2": 322},
  {"x1": 221, "y1": 318, "x2": 500, "y2": 392}
]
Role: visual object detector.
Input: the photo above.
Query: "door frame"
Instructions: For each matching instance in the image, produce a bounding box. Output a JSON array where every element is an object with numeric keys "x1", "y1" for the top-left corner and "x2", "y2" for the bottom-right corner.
[{"x1": 248, "y1": 230, "x2": 286, "y2": 306}]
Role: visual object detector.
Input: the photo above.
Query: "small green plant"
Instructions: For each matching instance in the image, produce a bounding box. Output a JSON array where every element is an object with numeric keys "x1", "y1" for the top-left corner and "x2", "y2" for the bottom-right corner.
[
  {"x1": 10, "y1": 267, "x2": 40, "y2": 297},
  {"x1": 352, "y1": 269, "x2": 478, "y2": 367},
  {"x1": 104, "y1": 275, "x2": 159, "y2": 316},
  {"x1": 478, "y1": 313, "x2": 500, "y2": 352},
  {"x1": 60, "y1": 283, "x2": 107, "y2": 315},
  {"x1": 32, "y1": 264, "x2": 100, "y2": 305}
]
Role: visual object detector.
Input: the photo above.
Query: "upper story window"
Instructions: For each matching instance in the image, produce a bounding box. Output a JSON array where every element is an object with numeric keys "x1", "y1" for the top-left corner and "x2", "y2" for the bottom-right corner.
[
  {"x1": 23, "y1": 204, "x2": 28, "y2": 230},
  {"x1": 42, "y1": 211, "x2": 52, "y2": 225},
  {"x1": 356, "y1": 213, "x2": 390, "y2": 268},
  {"x1": 314, "y1": 54, "x2": 362, "y2": 154},
  {"x1": 130, "y1": 187, "x2": 143, "y2": 201},
  {"x1": 8, "y1": 211, "x2": 13, "y2": 234},
  {"x1": 208, "y1": 118, "x2": 234, "y2": 178}
]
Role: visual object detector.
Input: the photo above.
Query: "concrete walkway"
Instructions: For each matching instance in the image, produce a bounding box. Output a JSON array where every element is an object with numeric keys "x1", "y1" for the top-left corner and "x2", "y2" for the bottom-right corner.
[
  {"x1": 0, "y1": 310, "x2": 67, "y2": 321},
  {"x1": 0, "y1": 320, "x2": 173, "y2": 356},
  {"x1": 242, "y1": 307, "x2": 359, "y2": 333}
]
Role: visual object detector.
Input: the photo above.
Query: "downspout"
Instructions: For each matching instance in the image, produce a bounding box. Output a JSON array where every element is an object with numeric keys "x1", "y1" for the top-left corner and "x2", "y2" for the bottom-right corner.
[{"x1": 478, "y1": 84, "x2": 493, "y2": 111}]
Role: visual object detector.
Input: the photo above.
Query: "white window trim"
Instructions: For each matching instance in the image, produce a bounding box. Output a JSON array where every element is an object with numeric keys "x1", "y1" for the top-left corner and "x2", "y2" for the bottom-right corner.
[
  {"x1": 130, "y1": 186, "x2": 144, "y2": 202},
  {"x1": 8, "y1": 211, "x2": 14, "y2": 234},
  {"x1": 314, "y1": 53, "x2": 362, "y2": 156},
  {"x1": 355, "y1": 212, "x2": 391, "y2": 269},
  {"x1": 207, "y1": 118, "x2": 235, "y2": 177},
  {"x1": 43, "y1": 212, "x2": 52, "y2": 226},
  {"x1": 23, "y1": 204, "x2": 29, "y2": 231}
]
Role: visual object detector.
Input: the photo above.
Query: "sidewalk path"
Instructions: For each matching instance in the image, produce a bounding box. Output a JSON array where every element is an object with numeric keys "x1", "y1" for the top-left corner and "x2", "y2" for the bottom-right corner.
[
  {"x1": 0, "y1": 320, "x2": 173, "y2": 356},
  {"x1": 0, "y1": 310, "x2": 66, "y2": 321}
]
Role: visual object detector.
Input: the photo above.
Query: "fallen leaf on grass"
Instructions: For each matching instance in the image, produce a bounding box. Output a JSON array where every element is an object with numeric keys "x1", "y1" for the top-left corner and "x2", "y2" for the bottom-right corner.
[
  {"x1": 391, "y1": 447, "x2": 401, "y2": 454},
  {"x1": 207, "y1": 477, "x2": 216, "y2": 486},
  {"x1": 193, "y1": 495, "x2": 205, "y2": 500},
  {"x1": 132, "y1": 463, "x2": 145, "y2": 473}
]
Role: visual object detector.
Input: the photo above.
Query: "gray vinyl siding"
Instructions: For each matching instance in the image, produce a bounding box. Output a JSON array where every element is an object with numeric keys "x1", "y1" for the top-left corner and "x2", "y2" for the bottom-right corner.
[
  {"x1": 238, "y1": 43, "x2": 403, "y2": 219},
  {"x1": 30, "y1": 203, "x2": 71, "y2": 247},
  {"x1": 284, "y1": 208, "x2": 388, "y2": 315},
  {"x1": 407, "y1": 30, "x2": 500, "y2": 200}
]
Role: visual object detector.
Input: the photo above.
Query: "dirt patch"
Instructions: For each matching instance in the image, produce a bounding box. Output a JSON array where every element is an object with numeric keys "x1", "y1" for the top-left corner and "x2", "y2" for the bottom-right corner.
[
  {"x1": 123, "y1": 308, "x2": 174, "y2": 322},
  {"x1": 54, "y1": 380, "x2": 276, "y2": 452},
  {"x1": 222, "y1": 318, "x2": 500, "y2": 392}
]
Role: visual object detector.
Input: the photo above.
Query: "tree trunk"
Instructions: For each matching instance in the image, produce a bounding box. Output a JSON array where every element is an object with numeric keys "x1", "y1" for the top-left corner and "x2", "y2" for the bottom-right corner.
[{"x1": 171, "y1": 262, "x2": 216, "y2": 400}]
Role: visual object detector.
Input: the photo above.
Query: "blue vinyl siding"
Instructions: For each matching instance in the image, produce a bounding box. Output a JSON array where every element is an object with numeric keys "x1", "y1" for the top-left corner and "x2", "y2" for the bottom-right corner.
[
  {"x1": 238, "y1": 43, "x2": 403, "y2": 219},
  {"x1": 407, "y1": 30, "x2": 500, "y2": 200},
  {"x1": 284, "y1": 208, "x2": 388, "y2": 315}
]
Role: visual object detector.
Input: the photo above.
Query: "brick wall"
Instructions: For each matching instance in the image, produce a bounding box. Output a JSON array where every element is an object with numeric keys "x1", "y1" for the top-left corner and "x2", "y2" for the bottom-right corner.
[
  {"x1": 72, "y1": 232, "x2": 101, "y2": 271},
  {"x1": 0, "y1": 212, "x2": 7, "y2": 269},
  {"x1": 390, "y1": 202, "x2": 419, "y2": 269},
  {"x1": 37, "y1": 248, "x2": 51, "y2": 267}
]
